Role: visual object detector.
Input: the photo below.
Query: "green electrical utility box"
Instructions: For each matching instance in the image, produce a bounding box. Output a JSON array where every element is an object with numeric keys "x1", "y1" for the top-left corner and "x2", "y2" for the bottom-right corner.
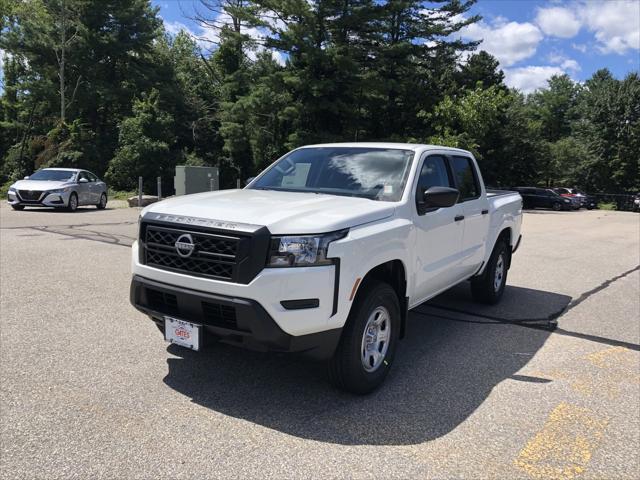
[{"x1": 174, "y1": 166, "x2": 219, "y2": 196}]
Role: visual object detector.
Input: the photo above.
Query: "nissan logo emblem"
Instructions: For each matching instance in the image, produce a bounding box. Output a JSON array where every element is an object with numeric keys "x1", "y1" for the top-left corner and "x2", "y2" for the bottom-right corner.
[{"x1": 175, "y1": 233, "x2": 195, "y2": 258}]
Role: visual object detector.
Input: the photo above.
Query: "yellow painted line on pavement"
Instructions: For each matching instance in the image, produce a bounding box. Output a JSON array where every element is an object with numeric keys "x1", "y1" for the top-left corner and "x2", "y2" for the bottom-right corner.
[
  {"x1": 514, "y1": 402, "x2": 609, "y2": 480},
  {"x1": 586, "y1": 346, "x2": 633, "y2": 369}
]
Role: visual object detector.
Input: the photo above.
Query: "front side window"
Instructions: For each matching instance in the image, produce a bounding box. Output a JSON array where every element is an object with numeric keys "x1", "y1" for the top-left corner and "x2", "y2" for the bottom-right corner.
[
  {"x1": 250, "y1": 147, "x2": 414, "y2": 201},
  {"x1": 417, "y1": 155, "x2": 453, "y2": 190},
  {"x1": 451, "y1": 156, "x2": 480, "y2": 200}
]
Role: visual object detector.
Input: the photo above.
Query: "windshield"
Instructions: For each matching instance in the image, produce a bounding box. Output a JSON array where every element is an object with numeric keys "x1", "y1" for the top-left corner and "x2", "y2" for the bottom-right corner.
[
  {"x1": 249, "y1": 147, "x2": 415, "y2": 201},
  {"x1": 28, "y1": 170, "x2": 76, "y2": 182}
]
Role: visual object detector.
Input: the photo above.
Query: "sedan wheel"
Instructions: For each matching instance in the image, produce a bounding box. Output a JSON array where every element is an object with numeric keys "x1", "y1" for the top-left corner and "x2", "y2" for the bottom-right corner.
[
  {"x1": 97, "y1": 193, "x2": 107, "y2": 209},
  {"x1": 67, "y1": 193, "x2": 78, "y2": 212},
  {"x1": 552, "y1": 202, "x2": 562, "y2": 211}
]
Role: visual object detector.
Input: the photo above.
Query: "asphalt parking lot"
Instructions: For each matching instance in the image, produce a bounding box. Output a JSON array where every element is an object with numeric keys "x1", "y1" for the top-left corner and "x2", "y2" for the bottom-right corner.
[{"x1": 1, "y1": 202, "x2": 638, "y2": 479}]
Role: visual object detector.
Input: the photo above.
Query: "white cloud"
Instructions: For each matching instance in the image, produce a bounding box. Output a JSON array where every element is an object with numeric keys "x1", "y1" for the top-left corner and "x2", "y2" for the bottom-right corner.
[
  {"x1": 503, "y1": 66, "x2": 566, "y2": 94},
  {"x1": 458, "y1": 18, "x2": 543, "y2": 67},
  {"x1": 164, "y1": 20, "x2": 196, "y2": 38},
  {"x1": 548, "y1": 52, "x2": 581, "y2": 72},
  {"x1": 572, "y1": 43, "x2": 587, "y2": 53},
  {"x1": 535, "y1": 6, "x2": 581, "y2": 38},
  {"x1": 579, "y1": 0, "x2": 640, "y2": 54}
]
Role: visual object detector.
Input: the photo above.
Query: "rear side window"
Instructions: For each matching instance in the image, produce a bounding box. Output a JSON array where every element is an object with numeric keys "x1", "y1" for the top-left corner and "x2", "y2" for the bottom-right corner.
[
  {"x1": 416, "y1": 155, "x2": 453, "y2": 190},
  {"x1": 451, "y1": 156, "x2": 480, "y2": 200}
]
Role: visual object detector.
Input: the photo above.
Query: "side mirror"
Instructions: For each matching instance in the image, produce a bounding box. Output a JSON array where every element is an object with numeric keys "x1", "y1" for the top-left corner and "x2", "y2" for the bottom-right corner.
[
  {"x1": 420, "y1": 186, "x2": 459, "y2": 211},
  {"x1": 245, "y1": 177, "x2": 255, "y2": 186},
  {"x1": 79, "y1": 178, "x2": 89, "y2": 183},
  {"x1": 24, "y1": 176, "x2": 29, "y2": 180}
]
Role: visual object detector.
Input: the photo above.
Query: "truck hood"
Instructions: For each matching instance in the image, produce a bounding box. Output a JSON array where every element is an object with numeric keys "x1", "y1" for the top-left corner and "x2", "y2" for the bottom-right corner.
[
  {"x1": 11, "y1": 180, "x2": 73, "y2": 191},
  {"x1": 144, "y1": 189, "x2": 396, "y2": 234}
]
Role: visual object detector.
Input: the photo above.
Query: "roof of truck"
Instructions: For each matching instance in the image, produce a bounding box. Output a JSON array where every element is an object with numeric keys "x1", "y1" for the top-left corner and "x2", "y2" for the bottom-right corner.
[{"x1": 299, "y1": 142, "x2": 472, "y2": 154}]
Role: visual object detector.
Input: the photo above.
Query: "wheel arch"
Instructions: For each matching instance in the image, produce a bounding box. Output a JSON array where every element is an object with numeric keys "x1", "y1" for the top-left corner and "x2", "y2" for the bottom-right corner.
[{"x1": 352, "y1": 259, "x2": 409, "y2": 339}]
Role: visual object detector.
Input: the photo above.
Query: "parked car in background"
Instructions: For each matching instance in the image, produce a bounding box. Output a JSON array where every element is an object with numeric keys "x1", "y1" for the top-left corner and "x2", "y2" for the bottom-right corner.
[
  {"x1": 552, "y1": 187, "x2": 596, "y2": 209},
  {"x1": 512, "y1": 187, "x2": 572, "y2": 211},
  {"x1": 7, "y1": 168, "x2": 108, "y2": 211},
  {"x1": 633, "y1": 193, "x2": 639, "y2": 212}
]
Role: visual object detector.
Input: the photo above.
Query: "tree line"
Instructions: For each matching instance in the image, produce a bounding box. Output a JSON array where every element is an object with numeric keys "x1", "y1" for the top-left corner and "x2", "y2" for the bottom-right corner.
[{"x1": 1, "y1": 0, "x2": 638, "y2": 193}]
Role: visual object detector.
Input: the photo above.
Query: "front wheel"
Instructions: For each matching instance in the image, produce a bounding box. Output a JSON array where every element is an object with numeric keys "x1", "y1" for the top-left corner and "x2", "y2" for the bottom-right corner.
[
  {"x1": 552, "y1": 202, "x2": 562, "y2": 211},
  {"x1": 96, "y1": 192, "x2": 107, "y2": 209},
  {"x1": 328, "y1": 281, "x2": 400, "y2": 394},
  {"x1": 67, "y1": 192, "x2": 78, "y2": 212},
  {"x1": 471, "y1": 240, "x2": 509, "y2": 304}
]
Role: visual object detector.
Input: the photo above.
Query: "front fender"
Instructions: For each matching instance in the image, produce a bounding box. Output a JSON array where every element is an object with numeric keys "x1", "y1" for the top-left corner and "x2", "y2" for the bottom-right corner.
[{"x1": 326, "y1": 218, "x2": 412, "y2": 330}]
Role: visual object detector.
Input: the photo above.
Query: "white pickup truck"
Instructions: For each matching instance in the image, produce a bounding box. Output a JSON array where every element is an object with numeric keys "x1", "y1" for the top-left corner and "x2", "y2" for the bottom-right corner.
[{"x1": 131, "y1": 143, "x2": 522, "y2": 393}]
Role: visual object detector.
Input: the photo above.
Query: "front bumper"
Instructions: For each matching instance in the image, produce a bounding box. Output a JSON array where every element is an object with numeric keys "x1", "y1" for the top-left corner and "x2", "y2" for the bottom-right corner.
[
  {"x1": 7, "y1": 190, "x2": 69, "y2": 207},
  {"x1": 130, "y1": 275, "x2": 341, "y2": 360}
]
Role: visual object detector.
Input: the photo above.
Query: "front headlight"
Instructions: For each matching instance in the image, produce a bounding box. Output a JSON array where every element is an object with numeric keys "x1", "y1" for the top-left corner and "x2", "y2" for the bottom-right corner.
[
  {"x1": 267, "y1": 230, "x2": 348, "y2": 267},
  {"x1": 8, "y1": 187, "x2": 16, "y2": 193},
  {"x1": 49, "y1": 187, "x2": 71, "y2": 194},
  {"x1": 564, "y1": 199, "x2": 570, "y2": 203}
]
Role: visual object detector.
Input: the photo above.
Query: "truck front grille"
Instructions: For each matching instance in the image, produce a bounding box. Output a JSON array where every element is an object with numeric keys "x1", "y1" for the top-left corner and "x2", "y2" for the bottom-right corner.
[{"x1": 143, "y1": 225, "x2": 239, "y2": 281}]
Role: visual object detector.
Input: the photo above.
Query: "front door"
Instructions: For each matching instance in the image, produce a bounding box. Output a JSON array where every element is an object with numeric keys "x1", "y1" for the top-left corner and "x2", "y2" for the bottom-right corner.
[
  {"x1": 76, "y1": 171, "x2": 91, "y2": 205},
  {"x1": 412, "y1": 154, "x2": 466, "y2": 304}
]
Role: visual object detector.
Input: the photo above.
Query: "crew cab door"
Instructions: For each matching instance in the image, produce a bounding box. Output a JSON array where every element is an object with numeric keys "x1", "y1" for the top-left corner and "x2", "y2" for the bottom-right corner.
[
  {"x1": 449, "y1": 155, "x2": 490, "y2": 276},
  {"x1": 411, "y1": 154, "x2": 466, "y2": 302}
]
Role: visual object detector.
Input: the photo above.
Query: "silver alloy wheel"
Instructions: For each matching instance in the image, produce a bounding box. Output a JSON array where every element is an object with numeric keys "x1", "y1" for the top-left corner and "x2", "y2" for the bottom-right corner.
[
  {"x1": 69, "y1": 194, "x2": 78, "y2": 210},
  {"x1": 494, "y1": 253, "x2": 505, "y2": 292},
  {"x1": 361, "y1": 306, "x2": 391, "y2": 372}
]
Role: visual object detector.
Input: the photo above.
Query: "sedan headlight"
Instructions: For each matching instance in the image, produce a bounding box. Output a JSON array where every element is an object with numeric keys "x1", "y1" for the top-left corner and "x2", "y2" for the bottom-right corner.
[
  {"x1": 267, "y1": 230, "x2": 348, "y2": 267},
  {"x1": 49, "y1": 187, "x2": 71, "y2": 194},
  {"x1": 563, "y1": 199, "x2": 570, "y2": 203},
  {"x1": 8, "y1": 187, "x2": 16, "y2": 193}
]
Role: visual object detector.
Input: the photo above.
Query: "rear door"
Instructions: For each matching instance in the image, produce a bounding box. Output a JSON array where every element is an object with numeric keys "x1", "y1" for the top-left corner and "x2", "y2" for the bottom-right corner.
[
  {"x1": 412, "y1": 154, "x2": 466, "y2": 302},
  {"x1": 450, "y1": 155, "x2": 490, "y2": 275}
]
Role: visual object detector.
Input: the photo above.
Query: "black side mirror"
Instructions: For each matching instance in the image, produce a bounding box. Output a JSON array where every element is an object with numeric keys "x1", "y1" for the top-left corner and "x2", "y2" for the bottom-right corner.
[
  {"x1": 244, "y1": 177, "x2": 255, "y2": 186},
  {"x1": 418, "y1": 186, "x2": 459, "y2": 213}
]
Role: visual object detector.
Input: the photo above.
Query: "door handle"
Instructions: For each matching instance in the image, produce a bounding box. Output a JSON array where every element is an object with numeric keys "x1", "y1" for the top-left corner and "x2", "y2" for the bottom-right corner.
[
  {"x1": 454, "y1": 215, "x2": 465, "y2": 222},
  {"x1": 481, "y1": 209, "x2": 489, "y2": 215}
]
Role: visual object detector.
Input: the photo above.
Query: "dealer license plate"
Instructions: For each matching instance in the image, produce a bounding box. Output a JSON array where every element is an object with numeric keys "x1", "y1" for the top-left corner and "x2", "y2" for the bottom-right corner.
[{"x1": 164, "y1": 316, "x2": 201, "y2": 351}]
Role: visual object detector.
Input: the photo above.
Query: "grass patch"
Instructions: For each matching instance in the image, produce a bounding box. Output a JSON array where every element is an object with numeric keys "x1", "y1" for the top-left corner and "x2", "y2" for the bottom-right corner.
[
  {"x1": 597, "y1": 202, "x2": 616, "y2": 210},
  {"x1": 108, "y1": 189, "x2": 137, "y2": 200}
]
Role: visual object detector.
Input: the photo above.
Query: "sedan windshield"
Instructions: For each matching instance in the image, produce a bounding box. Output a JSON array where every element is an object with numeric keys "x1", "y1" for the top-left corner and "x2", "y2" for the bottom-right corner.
[
  {"x1": 249, "y1": 147, "x2": 414, "y2": 201},
  {"x1": 28, "y1": 170, "x2": 76, "y2": 181}
]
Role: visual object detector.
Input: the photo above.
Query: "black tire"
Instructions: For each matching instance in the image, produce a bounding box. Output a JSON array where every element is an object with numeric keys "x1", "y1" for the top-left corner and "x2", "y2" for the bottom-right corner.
[
  {"x1": 471, "y1": 240, "x2": 509, "y2": 305},
  {"x1": 96, "y1": 192, "x2": 107, "y2": 209},
  {"x1": 11, "y1": 204, "x2": 24, "y2": 211},
  {"x1": 328, "y1": 280, "x2": 400, "y2": 394},
  {"x1": 67, "y1": 192, "x2": 78, "y2": 212},
  {"x1": 552, "y1": 202, "x2": 562, "y2": 211}
]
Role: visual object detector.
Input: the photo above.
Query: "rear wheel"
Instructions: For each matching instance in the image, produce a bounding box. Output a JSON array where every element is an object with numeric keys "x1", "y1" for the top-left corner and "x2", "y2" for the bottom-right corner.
[
  {"x1": 67, "y1": 192, "x2": 78, "y2": 212},
  {"x1": 96, "y1": 192, "x2": 107, "y2": 209},
  {"x1": 328, "y1": 280, "x2": 400, "y2": 394},
  {"x1": 471, "y1": 240, "x2": 509, "y2": 304},
  {"x1": 11, "y1": 204, "x2": 24, "y2": 211}
]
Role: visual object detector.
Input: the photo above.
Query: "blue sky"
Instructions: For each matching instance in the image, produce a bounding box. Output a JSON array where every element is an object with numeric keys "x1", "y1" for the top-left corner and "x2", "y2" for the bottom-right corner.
[
  {"x1": 1, "y1": 1, "x2": 638, "y2": 94},
  {"x1": 153, "y1": 0, "x2": 640, "y2": 93}
]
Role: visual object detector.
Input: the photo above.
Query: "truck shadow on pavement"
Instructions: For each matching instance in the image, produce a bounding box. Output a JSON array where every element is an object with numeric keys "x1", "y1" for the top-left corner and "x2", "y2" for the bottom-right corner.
[{"x1": 163, "y1": 284, "x2": 570, "y2": 445}]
